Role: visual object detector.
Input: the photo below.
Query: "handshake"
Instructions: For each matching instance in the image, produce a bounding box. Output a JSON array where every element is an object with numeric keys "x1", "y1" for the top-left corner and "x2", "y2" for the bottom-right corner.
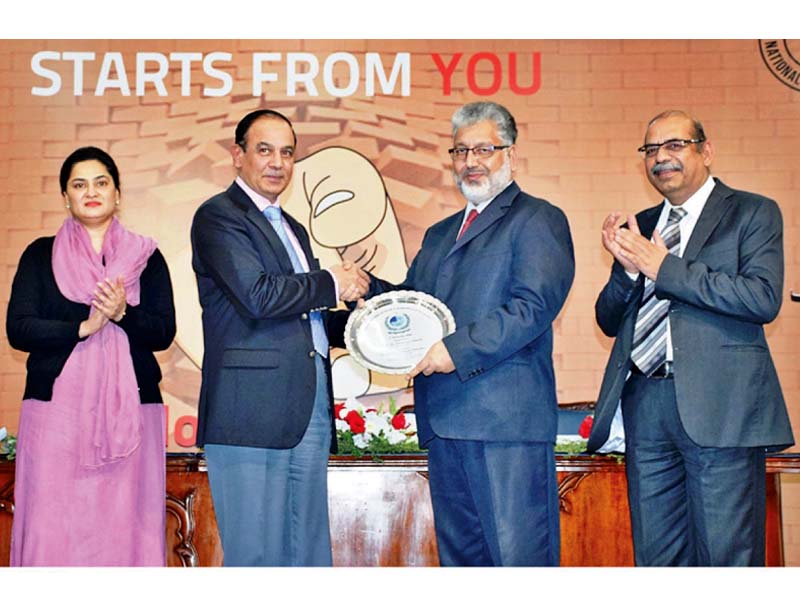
[{"x1": 329, "y1": 261, "x2": 371, "y2": 302}]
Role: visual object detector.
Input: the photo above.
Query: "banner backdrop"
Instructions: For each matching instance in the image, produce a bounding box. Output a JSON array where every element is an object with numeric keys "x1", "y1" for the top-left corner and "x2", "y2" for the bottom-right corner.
[{"x1": 0, "y1": 40, "x2": 798, "y2": 457}]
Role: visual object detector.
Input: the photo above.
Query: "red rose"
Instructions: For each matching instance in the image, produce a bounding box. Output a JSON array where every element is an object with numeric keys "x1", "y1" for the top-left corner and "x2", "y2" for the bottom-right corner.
[
  {"x1": 578, "y1": 415, "x2": 594, "y2": 439},
  {"x1": 334, "y1": 403, "x2": 346, "y2": 420},
  {"x1": 345, "y1": 410, "x2": 366, "y2": 434},
  {"x1": 391, "y1": 412, "x2": 407, "y2": 430}
]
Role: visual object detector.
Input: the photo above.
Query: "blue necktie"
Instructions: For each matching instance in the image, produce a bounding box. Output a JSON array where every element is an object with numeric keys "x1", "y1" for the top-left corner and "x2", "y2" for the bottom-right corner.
[{"x1": 263, "y1": 205, "x2": 329, "y2": 357}]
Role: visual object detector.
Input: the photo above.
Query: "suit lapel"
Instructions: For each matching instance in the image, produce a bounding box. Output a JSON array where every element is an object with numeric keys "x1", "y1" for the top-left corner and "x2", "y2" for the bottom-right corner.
[
  {"x1": 444, "y1": 181, "x2": 518, "y2": 261},
  {"x1": 638, "y1": 204, "x2": 662, "y2": 240},
  {"x1": 682, "y1": 178, "x2": 732, "y2": 262},
  {"x1": 440, "y1": 215, "x2": 464, "y2": 255},
  {"x1": 227, "y1": 183, "x2": 297, "y2": 274}
]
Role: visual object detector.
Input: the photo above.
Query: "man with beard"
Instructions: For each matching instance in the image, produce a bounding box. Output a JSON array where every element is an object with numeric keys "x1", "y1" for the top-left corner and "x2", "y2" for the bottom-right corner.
[
  {"x1": 368, "y1": 101, "x2": 575, "y2": 565},
  {"x1": 588, "y1": 110, "x2": 793, "y2": 565}
]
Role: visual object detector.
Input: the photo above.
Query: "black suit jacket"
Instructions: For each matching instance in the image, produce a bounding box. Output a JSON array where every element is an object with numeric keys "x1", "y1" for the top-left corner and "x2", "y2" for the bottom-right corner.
[
  {"x1": 588, "y1": 178, "x2": 794, "y2": 452},
  {"x1": 191, "y1": 182, "x2": 344, "y2": 450},
  {"x1": 6, "y1": 237, "x2": 176, "y2": 403}
]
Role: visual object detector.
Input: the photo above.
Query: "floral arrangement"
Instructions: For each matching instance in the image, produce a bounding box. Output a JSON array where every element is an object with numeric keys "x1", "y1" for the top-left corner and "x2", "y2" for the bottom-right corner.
[
  {"x1": 0, "y1": 427, "x2": 16, "y2": 461},
  {"x1": 335, "y1": 398, "x2": 421, "y2": 458},
  {"x1": 334, "y1": 401, "x2": 598, "y2": 458},
  {"x1": 554, "y1": 415, "x2": 593, "y2": 456}
]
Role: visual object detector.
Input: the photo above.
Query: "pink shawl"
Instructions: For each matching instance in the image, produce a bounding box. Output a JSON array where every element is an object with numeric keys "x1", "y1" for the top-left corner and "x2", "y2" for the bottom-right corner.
[{"x1": 52, "y1": 217, "x2": 157, "y2": 467}]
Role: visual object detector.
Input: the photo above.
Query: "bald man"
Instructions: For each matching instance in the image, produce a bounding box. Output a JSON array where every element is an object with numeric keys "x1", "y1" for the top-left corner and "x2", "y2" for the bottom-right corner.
[{"x1": 588, "y1": 110, "x2": 793, "y2": 566}]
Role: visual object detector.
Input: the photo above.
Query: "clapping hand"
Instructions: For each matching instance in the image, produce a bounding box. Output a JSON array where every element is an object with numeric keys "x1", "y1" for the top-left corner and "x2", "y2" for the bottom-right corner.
[
  {"x1": 601, "y1": 212, "x2": 639, "y2": 274},
  {"x1": 78, "y1": 276, "x2": 127, "y2": 338},
  {"x1": 612, "y1": 218, "x2": 669, "y2": 281},
  {"x1": 92, "y1": 276, "x2": 128, "y2": 322}
]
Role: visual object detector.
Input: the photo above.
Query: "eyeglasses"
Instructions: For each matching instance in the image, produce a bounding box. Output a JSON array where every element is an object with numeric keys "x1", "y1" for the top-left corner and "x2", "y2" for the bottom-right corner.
[
  {"x1": 448, "y1": 144, "x2": 510, "y2": 161},
  {"x1": 637, "y1": 138, "x2": 706, "y2": 158}
]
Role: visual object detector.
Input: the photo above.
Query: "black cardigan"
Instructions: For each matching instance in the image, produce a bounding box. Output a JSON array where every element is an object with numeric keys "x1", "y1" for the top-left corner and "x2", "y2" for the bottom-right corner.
[{"x1": 6, "y1": 236, "x2": 176, "y2": 403}]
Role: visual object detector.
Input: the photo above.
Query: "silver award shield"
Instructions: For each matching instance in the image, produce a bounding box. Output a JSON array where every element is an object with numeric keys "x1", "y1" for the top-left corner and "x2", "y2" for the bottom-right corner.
[{"x1": 344, "y1": 291, "x2": 457, "y2": 375}]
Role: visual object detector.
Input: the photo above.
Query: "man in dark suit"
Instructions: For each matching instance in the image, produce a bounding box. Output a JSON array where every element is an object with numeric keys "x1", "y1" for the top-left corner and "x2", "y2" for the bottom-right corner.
[
  {"x1": 190, "y1": 109, "x2": 369, "y2": 566},
  {"x1": 369, "y1": 101, "x2": 575, "y2": 565},
  {"x1": 588, "y1": 110, "x2": 794, "y2": 566}
]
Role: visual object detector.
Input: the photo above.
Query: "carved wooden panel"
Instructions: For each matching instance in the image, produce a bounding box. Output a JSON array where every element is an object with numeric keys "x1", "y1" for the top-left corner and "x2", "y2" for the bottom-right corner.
[
  {"x1": 0, "y1": 480, "x2": 13, "y2": 515},
  {"x1": 558, "y1": 472, "x2": 591, "y2": 515},
  {"x1": 557, "y1": 467, "x2": 634, "y2": 566},
  {"x1": 165, "y1": 466, "x2": 223, "y2": 567},
  {"x1": 0, "y1": 455, "x2": 793, "y2": 567},
  {"x1": 166, "y1": 490, "x2": 198, "y2": 567},
  {"x1": 0, "y1": 474, "x2": 12, "y2": 567}
]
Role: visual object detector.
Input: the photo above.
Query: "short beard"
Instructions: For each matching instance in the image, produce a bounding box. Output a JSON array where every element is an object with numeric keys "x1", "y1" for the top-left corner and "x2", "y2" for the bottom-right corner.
[{"x1": 454, "y1": 155, "x2": 513, "y2": 205}]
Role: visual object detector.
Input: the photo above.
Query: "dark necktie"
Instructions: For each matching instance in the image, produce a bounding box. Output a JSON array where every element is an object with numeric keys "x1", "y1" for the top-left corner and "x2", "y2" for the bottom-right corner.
[
  {"x1": 263, "y1": 205, "x2": 329, "y2": 357},
  {"x1": 630, "y1": 207, "x2": 687, "y2": 376},
  {"x1": 458, "y1": 208, "x2": 479, "y2": 240}
]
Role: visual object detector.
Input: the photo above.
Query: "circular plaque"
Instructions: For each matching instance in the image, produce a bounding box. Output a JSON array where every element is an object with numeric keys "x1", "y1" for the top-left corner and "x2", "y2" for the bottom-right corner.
[{"x1": 344, "y1": 291, "x2": 456, "y2": 375}]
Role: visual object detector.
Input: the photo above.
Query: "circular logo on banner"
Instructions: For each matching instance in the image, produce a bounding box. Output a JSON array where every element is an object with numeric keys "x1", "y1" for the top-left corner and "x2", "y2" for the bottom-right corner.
[{"x1": 759, "y1": 40, "x2": 800, "y2": 92}]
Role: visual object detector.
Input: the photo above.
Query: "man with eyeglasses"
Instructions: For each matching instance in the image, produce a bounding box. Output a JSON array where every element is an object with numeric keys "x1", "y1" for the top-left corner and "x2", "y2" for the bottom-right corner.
[
  {"x1": 588, "y1": 109, "x2": 793, "y2": 566},
  {"x1": 190, "y1": 109, "x2": 369, "y2": 566},
  {"x1": 367, "y1": 101, "x2": 575, "y2": 565}
]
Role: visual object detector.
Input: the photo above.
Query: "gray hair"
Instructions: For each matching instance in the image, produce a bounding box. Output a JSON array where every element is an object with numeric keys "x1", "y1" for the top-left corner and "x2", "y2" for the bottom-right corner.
[{"x1": 451, "y1": 101, "x2": 518, "y2": 145}]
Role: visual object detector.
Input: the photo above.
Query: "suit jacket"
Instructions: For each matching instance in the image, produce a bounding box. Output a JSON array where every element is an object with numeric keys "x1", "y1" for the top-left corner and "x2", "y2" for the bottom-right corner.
[
  {"x1": 371, "y1": 181, "x2": 575, "y2": 445},
  {"x1": 588, "y1": 178, "x2": 794, "y2": 452},
  {"x1": 191, "y1": 181, "x2": 342, "y2": 450}
]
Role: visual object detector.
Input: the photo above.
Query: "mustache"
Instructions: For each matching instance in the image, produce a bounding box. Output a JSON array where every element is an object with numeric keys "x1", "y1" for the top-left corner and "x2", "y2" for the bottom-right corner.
[
  {"x1": 459, "y1": 166, "x2": 488, "y2": 180},
  {"x1": 651, "y1": 162, "x2": 683, "y2": 175}
]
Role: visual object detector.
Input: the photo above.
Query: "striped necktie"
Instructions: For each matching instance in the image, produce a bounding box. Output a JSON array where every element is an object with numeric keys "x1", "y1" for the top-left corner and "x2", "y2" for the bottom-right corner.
[
  {"x1": 630, "y1": 207, "x2": 687, "y2": 376},
  {"x1": 263, "y1": 205, "x2": 329, "y2": 357}
]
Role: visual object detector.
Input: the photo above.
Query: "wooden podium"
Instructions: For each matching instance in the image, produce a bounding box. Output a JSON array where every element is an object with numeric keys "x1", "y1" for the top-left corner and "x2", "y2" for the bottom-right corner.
[{"x1": 0, "y1": 453, "x2": 795, "y2": 566}]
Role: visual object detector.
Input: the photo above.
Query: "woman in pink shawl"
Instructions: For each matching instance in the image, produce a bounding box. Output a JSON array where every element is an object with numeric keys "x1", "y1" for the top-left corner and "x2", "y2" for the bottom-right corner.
[{"x1": 6, "y1": 146, "x2": 176, "y2": 566}]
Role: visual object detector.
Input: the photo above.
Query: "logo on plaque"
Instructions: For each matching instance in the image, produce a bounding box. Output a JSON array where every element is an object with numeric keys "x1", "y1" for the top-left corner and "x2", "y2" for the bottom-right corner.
[{"x1": 385, "y1": 313, "x2": 411, "y2": 332}]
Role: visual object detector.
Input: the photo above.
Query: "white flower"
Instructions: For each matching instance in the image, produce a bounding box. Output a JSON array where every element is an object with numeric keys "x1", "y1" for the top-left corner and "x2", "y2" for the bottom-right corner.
[
  {"x1": 335, "y1": 419, "x2": 350, "y2": 432},
  {"x1": 0, "y1": 427, "x2": 6, "y2": 442},
  {"x1": 385, "y1": 428, "x2": 406, "y2": 445},
  {"x1": 402, "y1": 414, "x2": 417, "y2": 433},
  {"x1": 352, "y1": 434, "x2": 369, "y2": 449},
  {"x1": 365, "y1": 412, "x2": 390, "y2": 436}
]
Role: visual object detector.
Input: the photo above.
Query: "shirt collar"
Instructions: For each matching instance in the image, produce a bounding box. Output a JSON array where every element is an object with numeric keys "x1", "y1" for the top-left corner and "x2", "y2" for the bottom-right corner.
[
  {"x1": 235, "y1": 176, "x2": 281, "y2": 213},
  {"x1": 663, "y1": 175, "x2": 715, "y2": 220}
]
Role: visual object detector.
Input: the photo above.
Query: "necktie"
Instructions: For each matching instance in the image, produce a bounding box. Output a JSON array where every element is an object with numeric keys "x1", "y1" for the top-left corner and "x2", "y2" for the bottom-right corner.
[
  {"x1": 630, "y1": 207, "x2": 687, "y2": 376},
  {"x1": 263, "y1": 205, "x2": 329, "y2": 357},
  {"x1": 457, "y1": 208, "x2": 479, "y2": 240}
]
